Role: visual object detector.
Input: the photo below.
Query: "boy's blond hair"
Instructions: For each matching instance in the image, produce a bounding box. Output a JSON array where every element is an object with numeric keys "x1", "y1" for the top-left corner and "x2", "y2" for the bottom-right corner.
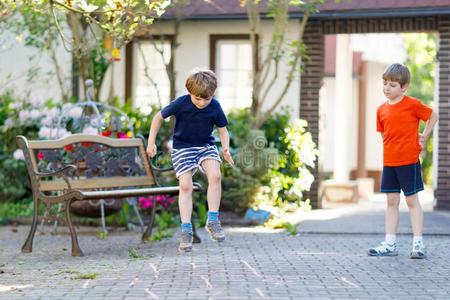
[
  {"x1": 382, "y1": 63, "x2": 410, "y2": 87},
  {"x1": 185, "y1": 69, "x2": 217, "y2": 99}
]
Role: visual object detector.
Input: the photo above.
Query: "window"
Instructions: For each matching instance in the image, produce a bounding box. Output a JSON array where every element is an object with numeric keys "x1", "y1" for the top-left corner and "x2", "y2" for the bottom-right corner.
[
  {"x1": 131, "y1": 38, "x2": 172, "y2": 114},
  {"x1": 211, "y1": 35, "x2": 254, "y2": 112}
]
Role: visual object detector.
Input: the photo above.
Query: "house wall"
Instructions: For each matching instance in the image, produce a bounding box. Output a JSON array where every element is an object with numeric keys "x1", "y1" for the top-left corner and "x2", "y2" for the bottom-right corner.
[
  {"x1": 320, "y1": 62, "x2": 388, "y2": 176},
  {"x1": 99, "y1": 19, "x2": 301, "y2": 116},
  {"x1": 0, "y1": 31, "x2": 72, "y2": 102},
  {"x1": 320, "y1": 77, "x2": 359, "y2": 173},
  {"x1": 365, "y1": 61, "x2": 387, "y2": 171}
]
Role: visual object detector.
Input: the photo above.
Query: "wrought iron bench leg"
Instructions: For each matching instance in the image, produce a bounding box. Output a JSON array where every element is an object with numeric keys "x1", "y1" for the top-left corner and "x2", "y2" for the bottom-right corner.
[
  {"x1": 66, "y1": 199, "x2": 84, "y2": 257},
  {"x1": 22, "y1": 195, "x2": 39, "y2": 253},
  {"x1": 142, "y1": 200, "x2": 157, "y2": 242},
  {"x1": 100, "y1": 200, "x2": 108, "y2": 234},
  {"x1": 130, "y1": 199, "x2": 145, "y2": 233},
  {"x1": 52, "y1": 203, "x2": 63, "y2": 235}
]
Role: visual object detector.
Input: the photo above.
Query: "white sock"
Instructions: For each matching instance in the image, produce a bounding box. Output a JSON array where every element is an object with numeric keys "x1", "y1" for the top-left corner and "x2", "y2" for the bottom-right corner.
[
  {"x1": 413, "y1": 236, "x2": 423, "y2": 245},
  {"x1": 386, "y1": 234, "x2": 396, "y2": 245}
]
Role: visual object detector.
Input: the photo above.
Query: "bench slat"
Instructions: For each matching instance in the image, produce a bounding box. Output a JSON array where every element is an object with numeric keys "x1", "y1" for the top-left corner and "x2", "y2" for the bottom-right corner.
[
  {"x1": 28, "y1": 134, "x2": 143, "y2": 149},
  {"x1": 81, "y1": 185, "x2": 200, "y2": 199},
  {"x1": 39, "y1": 176, "x2": 154, "y2": 191}
]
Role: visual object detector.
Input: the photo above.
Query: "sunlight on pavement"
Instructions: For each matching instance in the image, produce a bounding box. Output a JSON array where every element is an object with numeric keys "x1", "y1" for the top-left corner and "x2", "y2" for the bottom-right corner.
[{"x1": 0, "y1": 284, "x2": 33, "y2": 292}]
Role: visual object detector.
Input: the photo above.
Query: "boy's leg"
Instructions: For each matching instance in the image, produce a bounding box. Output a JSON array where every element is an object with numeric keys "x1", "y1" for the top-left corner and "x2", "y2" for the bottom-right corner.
[
  {"x1": 201, "y1": 159, "x2": 221, "y2": 212},
  {"x1": 201, "y1": 158, "x2": 225, "y2": 242},
  {"x1": 178, "y1": 171, "x2": 194, "y2": 252},
  {"x1": 405, "y1": 193, "x2": 423, "y2": 237},
  {"x1": 385, "y1": 193, "x2": 400, "y2": 238},
  {"x1": 178, "y1": 171, "x2": 194, "y2": 223},
  {"x1": 368, "y1": 167, "x2": 400, "y2": 256},
  {"x1": 406, "y1": 193, "x2": 426, "y2": 258},
  {"x1": 368, "y1": 193, "x2": 400, "y2": 256},
  {"x1": 397, "y1": 161, "x2": 426, "y2": 258}
]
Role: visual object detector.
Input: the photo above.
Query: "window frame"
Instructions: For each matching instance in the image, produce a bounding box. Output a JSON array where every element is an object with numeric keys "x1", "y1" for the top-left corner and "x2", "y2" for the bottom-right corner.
[{"x1": 125, "y1": 34, "x2": 175, "y2": 104}]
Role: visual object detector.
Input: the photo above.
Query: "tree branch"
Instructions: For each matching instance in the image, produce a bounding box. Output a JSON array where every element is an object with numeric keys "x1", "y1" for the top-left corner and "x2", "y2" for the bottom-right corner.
[
  {"x1": 49, "y1": 0, "x2": 72, "y2": 52},
  {"x1": 258, "y1": 11, "x2": 310, "y2": 127},
  {"x1": 136, "y1": 40, "x2": 163, "y2": 108}
]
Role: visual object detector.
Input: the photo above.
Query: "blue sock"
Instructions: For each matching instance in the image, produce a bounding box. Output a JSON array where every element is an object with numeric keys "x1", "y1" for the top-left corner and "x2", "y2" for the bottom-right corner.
[
  {"x1": 181, "y1": 222, "x2": 193, "y2": 234},
  {"x1": 207, "y1": 211, "x2": 219, "y2": 223}
]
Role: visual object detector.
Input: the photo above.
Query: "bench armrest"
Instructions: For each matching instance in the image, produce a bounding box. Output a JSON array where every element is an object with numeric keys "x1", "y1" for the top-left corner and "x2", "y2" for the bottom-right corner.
[
  {"x1": 136, "y1": 134, "x2": 174, "y2": 173},
  {"x1": 151, "y1": 164, "x2": 174, "y2": 173},
  {"x1": 35, "y1": 164, "x2": 78, "y2": 190}
]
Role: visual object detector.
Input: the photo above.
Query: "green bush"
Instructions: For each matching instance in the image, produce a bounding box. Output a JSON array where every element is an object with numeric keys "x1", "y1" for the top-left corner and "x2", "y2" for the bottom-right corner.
[
  {"x1": 0, "y1": 92, "x2": 318, "y2": 220},
  {"x1": 224, "y1": 107, "x2": 318, "y2": 213},
  {"x1": 221, "y1": 165, "x2": 262, "y2": 214}
]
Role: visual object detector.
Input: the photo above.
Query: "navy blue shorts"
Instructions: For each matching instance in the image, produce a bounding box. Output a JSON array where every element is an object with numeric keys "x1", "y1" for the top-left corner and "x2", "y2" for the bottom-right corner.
[{"x1": 380, "y1": 161, "x2": 424, "y2": 196}]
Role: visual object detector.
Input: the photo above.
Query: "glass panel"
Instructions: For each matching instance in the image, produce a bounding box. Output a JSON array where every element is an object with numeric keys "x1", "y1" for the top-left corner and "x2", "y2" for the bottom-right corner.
[
  {"x1": 216, "y1": 40, "x2": 253, "y2": 112},
  {"x1": 133, "y1": 40, "x2": 171, "y2": 114}
]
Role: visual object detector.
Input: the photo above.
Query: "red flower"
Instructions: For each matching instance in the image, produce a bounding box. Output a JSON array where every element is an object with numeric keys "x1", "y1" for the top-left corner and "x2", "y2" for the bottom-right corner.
[
  {"x1": 102, "y1": 130, "x2": 112, "y2": 137},
  {"x1": 37, "y1": 152, "x2": 44, "y2": 160},
  {"x1": 65, "y1": 145, "x2": 73, "y2": 151},
  {"x1": 82, "y1": 142, "x2": 92, "y2": 147}
]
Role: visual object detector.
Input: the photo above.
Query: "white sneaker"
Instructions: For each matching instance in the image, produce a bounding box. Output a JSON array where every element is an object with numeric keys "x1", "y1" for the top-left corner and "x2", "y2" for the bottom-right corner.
[
  {"x1": 410, "y1": 242, "x2": 426, "y2": 259},
  {"x1": 368, "y1": 241, "x2": 398, "y2": 256}
]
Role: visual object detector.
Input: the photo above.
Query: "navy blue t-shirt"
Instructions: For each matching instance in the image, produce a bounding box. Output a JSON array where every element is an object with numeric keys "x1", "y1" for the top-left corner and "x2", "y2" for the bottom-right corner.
[{"x1": 161, "y1": 94, "x2": 228, "y2": 149}]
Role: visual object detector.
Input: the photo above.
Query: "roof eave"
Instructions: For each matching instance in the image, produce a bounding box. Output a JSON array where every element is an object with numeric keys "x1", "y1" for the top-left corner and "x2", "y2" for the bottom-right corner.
[{"x1": 159, "y1": 7, "x2": 450, "y2": 21}]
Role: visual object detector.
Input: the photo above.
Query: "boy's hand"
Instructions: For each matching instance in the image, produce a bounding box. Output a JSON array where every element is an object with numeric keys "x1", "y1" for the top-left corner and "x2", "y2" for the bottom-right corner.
[
  {"x1": 419, "y1": 134, "x2": 426, "y2": 149},
  {"x1": 147, "y1": 144, "x2": 157, "y2": 158},
  {"x1": 222, "y1": 148, "x2": 234, "y2": 166}
]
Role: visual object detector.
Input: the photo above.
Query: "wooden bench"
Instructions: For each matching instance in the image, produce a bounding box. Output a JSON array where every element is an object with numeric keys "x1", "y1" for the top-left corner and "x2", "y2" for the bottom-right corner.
[{"x1": 17, "y1": 134, "x2": 203, "y2": 256}]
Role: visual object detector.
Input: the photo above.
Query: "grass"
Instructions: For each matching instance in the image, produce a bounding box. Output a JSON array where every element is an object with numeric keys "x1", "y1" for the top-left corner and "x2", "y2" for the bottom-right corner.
[
  {"x1": 149, "y1": 229, "x2": 173, "y2": 242},
  {"x1": 264, "y1": 218, "x2": 298, "y2": 236},
  {"x1": 55, "y1": 269, "x2": 79, "y2": 275},
  {"x1": 72, "y1": 272, "x2": 99, "y2": 280},
  {"x1": 96, "y1": 230, "x2": 107, "y2": 240},
  {"x1": 54, "y1": 269, "x2": 99, "y2": 280},
  {"x1": 282, "y1": 222, "x2": 298, "y2": 236},
  {"x1": 128, "y1": 248, "x2": 148, "y2": 260}
]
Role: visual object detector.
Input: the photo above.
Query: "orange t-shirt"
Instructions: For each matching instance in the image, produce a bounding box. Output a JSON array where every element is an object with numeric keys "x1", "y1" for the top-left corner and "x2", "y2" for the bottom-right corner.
[{"x1": 376, "y1": 95, "x2": 432, "y2": 166}]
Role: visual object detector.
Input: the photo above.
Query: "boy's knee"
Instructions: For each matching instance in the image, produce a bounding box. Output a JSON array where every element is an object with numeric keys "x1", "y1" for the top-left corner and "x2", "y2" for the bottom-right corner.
[
  {"x1": 405, "y1": 196, "x2": 419, "y2": 208},
  {"x1": 179, "y1": 182, "x2": 193, "y2": 193},
  {"x1": 208, "y1": 172, "x2": 221, "y2": 184},
  {"x1": 386, "y1": 195, "x2": 399, "y2": 207}
]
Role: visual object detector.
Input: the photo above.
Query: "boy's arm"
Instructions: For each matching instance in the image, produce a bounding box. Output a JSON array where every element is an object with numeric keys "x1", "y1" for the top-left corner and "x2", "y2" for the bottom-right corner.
[
  {"x1": 147, "y1": 111, "x2": 164, "y2": 157},
  {"x1": 419, "y1": 111, "x2": 438, "y2": 148},
  {"x1": 217, "y1": 127, "x2": 234, "y2": 166}
]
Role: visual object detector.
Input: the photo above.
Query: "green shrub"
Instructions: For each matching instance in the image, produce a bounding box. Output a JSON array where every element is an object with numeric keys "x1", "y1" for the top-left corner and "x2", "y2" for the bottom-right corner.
[{"x1": 225, "y1": 107, "x2": 318, "y2": 213}]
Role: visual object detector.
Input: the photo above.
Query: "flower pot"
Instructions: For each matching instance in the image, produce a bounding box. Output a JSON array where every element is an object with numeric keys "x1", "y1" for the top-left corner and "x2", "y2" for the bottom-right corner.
[{"x1": 70, "y1": 198, "x2": 123, "y2": 218}]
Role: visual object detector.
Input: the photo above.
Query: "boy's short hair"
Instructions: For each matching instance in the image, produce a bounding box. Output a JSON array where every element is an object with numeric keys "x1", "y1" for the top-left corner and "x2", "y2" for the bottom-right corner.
[
  {"x1": 185, "y1": 69, "x2": 217, "y2": 99},
  {"x1": 382, "y1": 63, "x2": 410, "y2": 87}
]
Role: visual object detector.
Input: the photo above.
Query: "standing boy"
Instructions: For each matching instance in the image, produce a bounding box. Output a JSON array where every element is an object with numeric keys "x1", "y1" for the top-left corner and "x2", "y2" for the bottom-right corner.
[
  {"x1": 147, "y1": 69, "x2": 234, "y2": 252},
  {"x1": 368, "y1": 63, "x2": 438, "y2": 259}
]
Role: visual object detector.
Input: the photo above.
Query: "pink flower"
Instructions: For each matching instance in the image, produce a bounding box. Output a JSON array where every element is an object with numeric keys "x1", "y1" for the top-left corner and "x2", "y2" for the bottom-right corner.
[
  {"x1": 138, "y1": 194, "x2": 175, "y2": 209},
  {"x1": 138, "y1": 196, "x2": 154, "y2": 209},
  {"x1": 117, "y1": 132, "x2": 128, "y2": 139}
]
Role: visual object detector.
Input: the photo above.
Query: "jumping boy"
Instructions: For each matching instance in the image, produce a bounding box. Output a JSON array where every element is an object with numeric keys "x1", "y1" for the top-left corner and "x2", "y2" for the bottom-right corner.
[
  {"x1": 147, "y1": 69, "x2": 234, "y2": 252},
  {"x1": 368, "y1": 63, "x2": 438, "y2": 259}
]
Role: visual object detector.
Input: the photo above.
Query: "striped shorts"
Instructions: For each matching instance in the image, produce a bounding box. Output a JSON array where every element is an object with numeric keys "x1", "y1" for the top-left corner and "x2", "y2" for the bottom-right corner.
[{"x1": 171, "y1": 145, "x2": 221, "y2": 178}]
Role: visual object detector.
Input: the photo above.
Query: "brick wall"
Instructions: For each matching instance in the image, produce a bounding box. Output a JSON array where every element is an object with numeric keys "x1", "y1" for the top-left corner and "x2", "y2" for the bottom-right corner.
[
  {"x1": 436, "y1": 16, "x2": 450, "y2": 210},
  {"x1": 300, "y1": 20, "x2": 324, "y2": 209},
  {"x1": 301, "y1": 16, "x2": 450, "y2": 210}
]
